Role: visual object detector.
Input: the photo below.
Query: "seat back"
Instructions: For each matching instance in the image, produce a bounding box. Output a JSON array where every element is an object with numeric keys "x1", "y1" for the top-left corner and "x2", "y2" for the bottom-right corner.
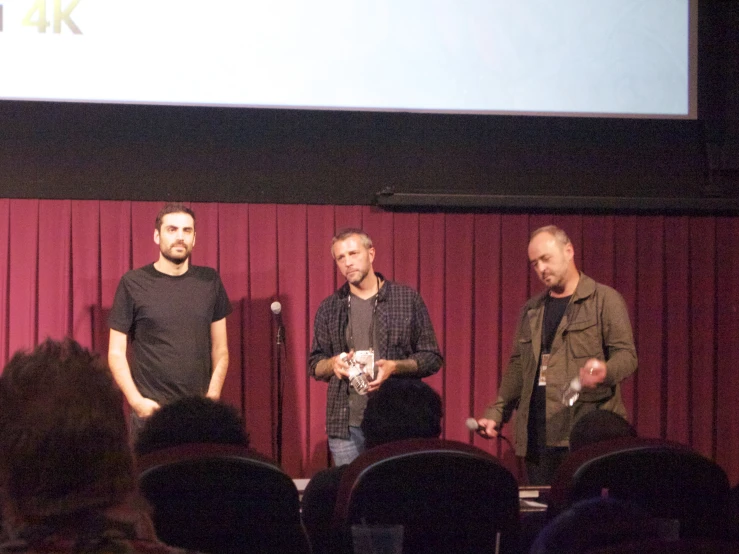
[
  {"x1": 549, "y1": 437, "x2": 732, "y2": 540},
  {"x1": 137, "y1": 443, "x2": 309, "y2": 554},
  {"x1": 586, "y1": 537, "x2": 739, "y2": 553},
  {"x1": 333, "y1": 438, "x2": 520, "y2": 554}
]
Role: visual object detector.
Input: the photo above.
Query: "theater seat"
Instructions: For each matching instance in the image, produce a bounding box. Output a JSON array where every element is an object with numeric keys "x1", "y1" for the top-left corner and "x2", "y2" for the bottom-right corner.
[
  {"x1": 137, "y1": 443, "x2": 310, "y2": 554},
  {"x1": 332, "y1": 438, "x2": 520, "y2": 554},
  {"x1": 548, "y1": 437, "x2": 733, "y2": 541},
  {"x1": 586, "y1": 537, "x2": 739, "y2": 553}
]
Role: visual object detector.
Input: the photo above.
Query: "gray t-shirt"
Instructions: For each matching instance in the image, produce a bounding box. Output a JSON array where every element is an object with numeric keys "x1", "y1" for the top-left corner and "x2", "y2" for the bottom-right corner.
[{"x1": 346, "y1": 293, "x2": 377, "y2": 427}]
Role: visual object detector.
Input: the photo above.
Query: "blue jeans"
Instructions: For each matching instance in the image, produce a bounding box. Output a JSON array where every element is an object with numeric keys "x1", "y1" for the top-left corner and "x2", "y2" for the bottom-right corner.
[{"x1": 328, "y1": 426, "x2": 366, "y2": 466}]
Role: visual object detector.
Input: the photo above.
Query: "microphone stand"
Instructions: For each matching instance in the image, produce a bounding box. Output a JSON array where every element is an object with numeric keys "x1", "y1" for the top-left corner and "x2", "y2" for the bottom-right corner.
[{"x1": 274, "y1": 322, "x2": 285, "y2": 465}]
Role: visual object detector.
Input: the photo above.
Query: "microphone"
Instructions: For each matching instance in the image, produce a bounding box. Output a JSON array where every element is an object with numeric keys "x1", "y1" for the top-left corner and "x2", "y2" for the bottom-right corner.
[
  {"x1": 271, "y1": 301, "x2": 285, "y2": 345},
  {"x1": 465, "y1": 417, "x2": 484, "y2": 433},
  {"x1": 270, "y1": 301, "x2": 284, "y2": 327},
  {"x1": 466, "y1": 417, "x2": 511, "y2": 447}
]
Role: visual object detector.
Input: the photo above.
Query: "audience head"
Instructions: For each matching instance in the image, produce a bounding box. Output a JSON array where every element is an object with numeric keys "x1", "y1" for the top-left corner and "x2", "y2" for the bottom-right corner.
[
  {"x1": 0, "y1": 338, "x2": 134, "y2": 519},
  {"x1": 569, "y1": 409, "x2": 637, "y2": 452},
  {"x1": 531, "y1": 497, "x2": 656, "y2": 554},
  {"x1": 134, "y1": 395, "x2": 249, "y2": 456},
  {"x1": 361, "y1": 378, "x2": 443, "y2": 449}
]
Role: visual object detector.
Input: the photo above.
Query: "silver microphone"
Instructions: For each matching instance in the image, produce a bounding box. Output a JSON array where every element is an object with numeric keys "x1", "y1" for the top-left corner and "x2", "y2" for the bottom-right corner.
[
  {"x1": 270, "y1": 301, "x2": 283, "y2": 327},
  {"x1": 271, "y1": 301, "x2": 285, "y2": 345},
  {"x1": 465, "y1": 417, "x2": 484, "y2": 432}
]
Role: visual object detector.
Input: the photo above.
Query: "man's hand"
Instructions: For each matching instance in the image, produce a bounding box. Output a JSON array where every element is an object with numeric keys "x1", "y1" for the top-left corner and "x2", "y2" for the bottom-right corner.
[
  {"x1": 579, "y1": 358, "x2": 607, "y2": 388},
  {"x1": 476, "y1": 418, "x2": 500, "y2": 439},
  {"x1": 368, "y1": 359, "x2": 398, "y2": 392},
  {"x1": 332, "y1": 351, "x2": 354, "y2": 380},
  {"x1": 132, "y1": 397, "x2": 161, "y2": 419}
]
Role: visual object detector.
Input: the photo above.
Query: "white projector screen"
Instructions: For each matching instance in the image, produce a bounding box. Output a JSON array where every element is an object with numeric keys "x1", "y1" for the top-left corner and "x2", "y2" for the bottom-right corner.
[{"x1": 0, "y1": 0, "x2": 696, "y2": 118}]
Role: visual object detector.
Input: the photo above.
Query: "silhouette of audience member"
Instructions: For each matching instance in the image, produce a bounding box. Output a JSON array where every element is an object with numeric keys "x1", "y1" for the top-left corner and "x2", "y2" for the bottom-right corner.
[
  {"x1": 569, "y1": 409, "x2": 637, "y2": 453},
  {"x1": 520, "y1": 410, "x2": 639, "y2": 553},
  {"x1": 731, "y1": 483, "x2": 739, "y2": 539},
  {"x1": 301, "y1": 379, "x2": 442, "y2": 554},
  {"x1": 134, "y1": 396, "x2": 249, "y2": 456},
  {"x1": 360, "y1": 379, "x2": 443, "y2": 449},
  {"x1": 530, "y1": 497, "x2": 657, "y2": 554},
  {"x1": 135, "y1": 395, "x2": 309, "y2": 554},
  {"x1": 0, "y1": 338, "x2": 195, "y2": 553}
]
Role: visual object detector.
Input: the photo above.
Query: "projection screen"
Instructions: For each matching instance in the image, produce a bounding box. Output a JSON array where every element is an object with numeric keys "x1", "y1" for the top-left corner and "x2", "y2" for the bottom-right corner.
[{"x1": 0, "y1": 0, "x2": 696, "y2": 118}]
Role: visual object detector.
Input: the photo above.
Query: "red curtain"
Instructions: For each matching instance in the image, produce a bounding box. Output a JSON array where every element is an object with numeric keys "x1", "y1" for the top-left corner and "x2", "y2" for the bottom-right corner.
[{"x1": 0, "y1": 199, "x2": 737, "y2": 485}]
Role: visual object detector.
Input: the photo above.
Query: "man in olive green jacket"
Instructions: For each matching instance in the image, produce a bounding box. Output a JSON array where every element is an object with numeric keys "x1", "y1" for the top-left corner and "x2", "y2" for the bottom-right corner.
[{"x1": 475, "y1": 226, "x2": 637, "y2": 484}]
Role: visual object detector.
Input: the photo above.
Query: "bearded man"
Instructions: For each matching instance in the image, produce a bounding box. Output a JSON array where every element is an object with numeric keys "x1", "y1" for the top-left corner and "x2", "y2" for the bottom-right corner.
[
  {"x1": 309, "y1": 228, "x2": 443, "y2": 466},
  {"x1": 108, "y1": 203, "x2": 231, "y2": 436}
]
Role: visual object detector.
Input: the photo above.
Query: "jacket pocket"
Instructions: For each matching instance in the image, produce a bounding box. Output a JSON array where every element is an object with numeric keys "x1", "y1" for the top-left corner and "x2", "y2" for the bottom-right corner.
[{"x1": 565, "y1": 318, "x2": 601, "y2": 360}]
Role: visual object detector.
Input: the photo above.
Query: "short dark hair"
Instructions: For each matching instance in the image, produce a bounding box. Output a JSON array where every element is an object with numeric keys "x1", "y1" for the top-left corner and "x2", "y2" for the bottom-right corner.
[
  {"x1": 361, "y1": 379, "x2": 443, "y2": 449},
  {"x1": 155, "y1": 202, "x2": 196, "y2": 232},
  {"x1": 0, "y1": 338, "x2": 134, "y2": 518},
  {"x1": 569, "y1": 410, "x2": 637, "y2": 453},
  {"x1": 135, "y1": 396, "x2": 250, "y2": 456}
]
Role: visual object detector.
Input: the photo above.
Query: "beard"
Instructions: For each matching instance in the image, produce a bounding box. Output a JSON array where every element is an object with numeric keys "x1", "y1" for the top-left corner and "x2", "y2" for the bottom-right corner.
[
  {"x1": 542, "y1": 271, "x2": 566, "y2": 292},
  {"x1": 346, "y1": 268, "x2": 369, "y2": 286},
  {"x1": 161, "y1": 244, "x2": 191, "y2": 264}
]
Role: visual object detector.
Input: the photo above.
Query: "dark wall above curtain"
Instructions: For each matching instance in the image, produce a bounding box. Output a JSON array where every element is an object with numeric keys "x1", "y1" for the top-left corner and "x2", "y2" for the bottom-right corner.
[{"x1": 0, "y1": 102, "x2": 717, "y2": 205}]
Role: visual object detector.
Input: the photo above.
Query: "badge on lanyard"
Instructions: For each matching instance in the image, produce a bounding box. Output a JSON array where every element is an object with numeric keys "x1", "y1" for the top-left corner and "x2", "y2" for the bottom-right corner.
[{"x1": 539, "y1": 353, "x2": 550, "y2": 386}]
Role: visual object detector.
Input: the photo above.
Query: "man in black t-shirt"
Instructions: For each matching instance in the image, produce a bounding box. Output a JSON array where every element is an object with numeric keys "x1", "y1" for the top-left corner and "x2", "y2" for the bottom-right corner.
[
  {"x1": 108, "y1": 203, "x2": 232, "y2": 435},
  {"x1": 474, "y1": 225, "x2": 637, "y2": 485}
]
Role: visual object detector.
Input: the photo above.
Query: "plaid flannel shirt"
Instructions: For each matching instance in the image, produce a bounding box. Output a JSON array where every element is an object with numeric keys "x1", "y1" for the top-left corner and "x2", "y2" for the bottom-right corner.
[{"x1": 308, "y1": 274, "x2": 443, "y2": 439}]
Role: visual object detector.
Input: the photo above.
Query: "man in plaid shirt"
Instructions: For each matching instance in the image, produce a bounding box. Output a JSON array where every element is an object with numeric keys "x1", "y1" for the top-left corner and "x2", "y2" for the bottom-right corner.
[{"x1": 309, "y1": 228, "x2": 443, "y2": 466}]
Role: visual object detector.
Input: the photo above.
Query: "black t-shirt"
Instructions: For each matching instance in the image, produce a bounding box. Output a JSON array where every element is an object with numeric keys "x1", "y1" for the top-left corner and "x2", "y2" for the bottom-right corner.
[
  {"x1": 542, "y1": 295, "x2": 571, "y2": 354},
  {"x1": 528, "y1": 294, "x2": 571, "y2": 456},
  {"x1": 108, "y1": 263, "x2": 232, "y2": 404}
]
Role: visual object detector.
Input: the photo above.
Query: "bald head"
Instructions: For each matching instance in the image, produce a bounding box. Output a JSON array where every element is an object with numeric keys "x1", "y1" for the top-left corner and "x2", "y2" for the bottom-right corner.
[{"x1": 528, "y1": 226, "x2": 578, "y2": 296}]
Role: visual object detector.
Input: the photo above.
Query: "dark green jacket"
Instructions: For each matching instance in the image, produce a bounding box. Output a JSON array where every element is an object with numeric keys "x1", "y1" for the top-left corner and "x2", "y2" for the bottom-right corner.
[{"x1": 484, "y1": 273, "x2": 638, "y2": 456}]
